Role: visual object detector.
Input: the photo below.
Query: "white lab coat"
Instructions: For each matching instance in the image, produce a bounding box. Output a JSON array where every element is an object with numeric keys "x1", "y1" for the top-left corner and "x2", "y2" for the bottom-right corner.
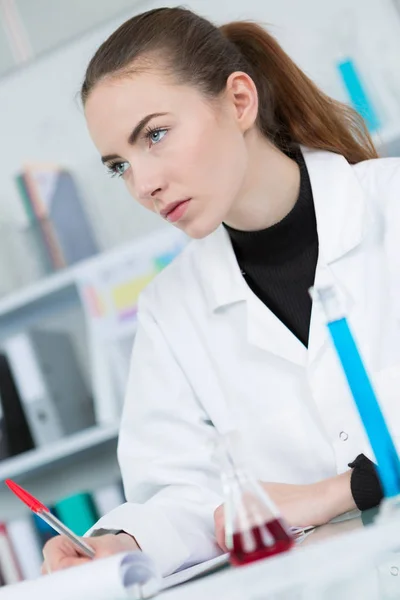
[{"x1": 91, "y1": 148, "x2": 400, "y2": 576}]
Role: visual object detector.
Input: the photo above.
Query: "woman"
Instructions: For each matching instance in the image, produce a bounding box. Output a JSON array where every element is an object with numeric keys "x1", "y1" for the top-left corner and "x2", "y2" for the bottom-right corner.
[{"x1": 43, "y1": 6, "x2": 400, "y2": 576}]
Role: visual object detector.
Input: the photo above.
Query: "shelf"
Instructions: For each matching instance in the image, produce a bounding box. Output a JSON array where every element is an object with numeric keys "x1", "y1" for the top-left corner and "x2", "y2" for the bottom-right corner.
[
  {"x1": 0, "y1": 423, "x2": 119, "y2": 482},
  {"x1": 0, "y1": 266, "x2": 78, "y2": 319},
  {"x1": 0, "y1": 226, "x2": 184, "y2": 320}
]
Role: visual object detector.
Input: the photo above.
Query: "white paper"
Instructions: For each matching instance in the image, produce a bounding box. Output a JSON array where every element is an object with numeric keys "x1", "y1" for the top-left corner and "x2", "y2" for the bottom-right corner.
[
  {"x1": 163, "y1": 554, "x2": 230, "y2": 589},
  {"x1": 0, "y1": 552, "x2": 160, "y2": 600},
  {"x1": 0, "y1": 526, "x2": 316, "y2": 599},
  {"x1": 162, "y1": 526, "x2": 316, "y2": 590}
]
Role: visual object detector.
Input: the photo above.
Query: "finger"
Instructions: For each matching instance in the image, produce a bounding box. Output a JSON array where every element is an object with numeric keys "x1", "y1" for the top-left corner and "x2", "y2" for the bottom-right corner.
[
  {"x1": 215, "y1": 522, "x2": 228, "y2": 552},
  {"x1": 43, "y1": 537, "x2": 88, "y2": 573},
  {"x1": 213, "y1": 505, "x2": 224, "y2": 527},
  {"x1": 214, "y1": 506, "x2": 228, "y2": 551},
  {"x1": 56, "y1": 556, "x2": 92, "y2": 570},
  {"x1": 92, "y1": 547, "x2": 117, "y2": 560}
]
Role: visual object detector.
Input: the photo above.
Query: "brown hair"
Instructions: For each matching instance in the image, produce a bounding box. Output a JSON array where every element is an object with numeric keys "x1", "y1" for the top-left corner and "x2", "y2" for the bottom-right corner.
[{"x1": 81, "y1": 6, "x2": 378, "y2": 164}]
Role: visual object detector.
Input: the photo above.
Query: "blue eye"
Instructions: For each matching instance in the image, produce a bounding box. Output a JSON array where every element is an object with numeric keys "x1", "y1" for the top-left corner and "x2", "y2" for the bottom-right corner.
[
  {"x1": 145, "y1": 127, "x2": 168, "y2": 145},
  {"x1": 106, "y1": 161, "x2": 130, "y2": 178}
]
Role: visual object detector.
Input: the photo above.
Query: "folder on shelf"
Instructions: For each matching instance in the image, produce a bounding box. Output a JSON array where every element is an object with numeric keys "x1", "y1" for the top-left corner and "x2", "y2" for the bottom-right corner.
[
  {"x1": 0, "y1": 413, "x2": 7, "y2": 460},
  {"x1": 15, "y1": 174, "x2": 55, "y2": 274},
  {"x1": 2, "y1": 329, "x2": 95, "y2": 447},
  {"x1": 19, "y1": 164, "x2": 99, "y2": 268},
  {"x1": 6, "y1": 517, "x2": 43, "y2": 581},
  {"x1": 54, "y1": 492, "x2": 99, "y2": 537},
  {"x1": 0, "y1": 354, "x2": 35, "y2": 458},
  {"x1": 0, "y1": 523, "x2": 22, "y2": 585},
  {"x1": 16, "y1": 171, "x2": 66, "y2": 270}
]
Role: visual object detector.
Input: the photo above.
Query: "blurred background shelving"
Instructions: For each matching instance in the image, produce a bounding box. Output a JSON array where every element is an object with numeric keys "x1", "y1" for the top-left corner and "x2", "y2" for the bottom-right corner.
[
  {"x1": 0, "y1": 0, "x2": 145, "y2": 80},
  {"x1": 0, "y1": 423, "x2": 119, "y2": 483},
  {"x1": 0, "y1": 223, "x2": 185, "y2": 521}
]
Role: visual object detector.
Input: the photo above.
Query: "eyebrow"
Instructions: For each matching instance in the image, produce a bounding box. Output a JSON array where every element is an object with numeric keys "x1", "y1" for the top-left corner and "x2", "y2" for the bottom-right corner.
[{"x1": 101, "y1": 112, "x2": 169, "y2": 164}]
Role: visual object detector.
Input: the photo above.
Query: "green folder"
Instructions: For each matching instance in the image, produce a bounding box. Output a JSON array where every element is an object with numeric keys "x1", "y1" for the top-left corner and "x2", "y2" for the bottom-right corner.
[
  {"x1": 15, "y1": 173, "x2": 53, "y2": 274},
  {"x1": 54, "y1": 492, "x2": 99, "y2": 537}
]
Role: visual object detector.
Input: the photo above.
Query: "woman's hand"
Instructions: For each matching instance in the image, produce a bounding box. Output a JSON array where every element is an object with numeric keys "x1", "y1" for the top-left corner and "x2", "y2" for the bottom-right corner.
[
  {"x1": 42, "y1": 532, "x2": 140, "y2": 574},
  {"x1": 214, "y1": 470, "x2": 355, "y2": 551}
]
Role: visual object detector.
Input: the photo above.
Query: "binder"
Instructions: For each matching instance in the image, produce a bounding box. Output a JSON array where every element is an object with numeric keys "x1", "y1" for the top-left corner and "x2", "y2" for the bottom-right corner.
[
  {"x1": 0, "y1": 403, "x2": 8, "y2": 461},
  {"x1": 0, "y1": 353, "x2": 35, "y2": 457},
  {"x1": 17, "y1": 171, "x2": 65, "y2": 270},
  {"x1": 15, "y1": 174, "x2": 54, "y2": 274},
  {"x1": 6, "y1": 517, "x2": 42, "y2": 580},
  {"x1": 2, "y1": 329, "x2": 95, "y2": 447},
  {"x1": 44, "y1": 169, "x2": 99, "y2": 265},
  {"x1": 54, "y1": 492, "x2": 99, "y2": 537},
  {"x1": 21, "y1": 165, "x2": 98, "y2": 267},
  {"x1": 0, "y1": 524, "x2": 22, "y2": 585}
]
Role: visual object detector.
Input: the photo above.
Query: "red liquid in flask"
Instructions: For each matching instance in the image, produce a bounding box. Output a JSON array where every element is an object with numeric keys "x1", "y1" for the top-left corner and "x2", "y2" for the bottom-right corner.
[{"x1": 230, "y1": 518, "x2": 294, "y2": 566}]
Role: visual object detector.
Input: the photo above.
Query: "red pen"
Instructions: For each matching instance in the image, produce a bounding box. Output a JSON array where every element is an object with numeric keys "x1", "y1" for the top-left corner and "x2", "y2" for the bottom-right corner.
[{"x1": 5, "y1": 479, "x2": 95, "y2": 559}]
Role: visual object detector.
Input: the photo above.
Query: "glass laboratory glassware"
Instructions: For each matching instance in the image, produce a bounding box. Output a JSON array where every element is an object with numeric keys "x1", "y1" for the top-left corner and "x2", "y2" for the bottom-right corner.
[{"x1": 216, "y1": 433, "x2": 294, "y2": 567}]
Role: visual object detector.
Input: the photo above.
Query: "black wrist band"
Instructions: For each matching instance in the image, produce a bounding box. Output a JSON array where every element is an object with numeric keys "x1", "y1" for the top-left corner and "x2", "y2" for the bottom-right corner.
[
  {"x1": 90, "y1": 528, "x2": 124, "y2": 537},
  {"x1": 348, "y1": 454, "x2": 384, "y2": 511}
]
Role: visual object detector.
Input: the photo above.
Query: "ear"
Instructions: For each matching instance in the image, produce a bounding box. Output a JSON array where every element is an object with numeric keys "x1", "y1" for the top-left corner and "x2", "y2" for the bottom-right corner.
[{"x1": 225, "y1": 71, "x2": 258, "y2": 133}]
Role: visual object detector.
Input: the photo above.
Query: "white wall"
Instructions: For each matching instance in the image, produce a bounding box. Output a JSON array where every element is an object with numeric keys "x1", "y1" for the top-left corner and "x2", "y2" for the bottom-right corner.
[{"x1": 1, "y1": 0, "x2": 400, "y2": 251}]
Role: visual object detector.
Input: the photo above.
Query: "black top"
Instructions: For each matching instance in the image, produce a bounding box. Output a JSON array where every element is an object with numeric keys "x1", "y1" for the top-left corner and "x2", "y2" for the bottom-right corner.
[
  {"x1": 224, "y1": 149, "x2": 383, "y2": 511},
  {"x1": 224, "y1": 151, "x2": 317, "y2": 346}
]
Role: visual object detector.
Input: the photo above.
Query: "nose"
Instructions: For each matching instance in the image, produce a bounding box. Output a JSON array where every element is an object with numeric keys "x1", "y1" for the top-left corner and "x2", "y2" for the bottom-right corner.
[
  {"x1": 137, "y1": 182, "x2": 162, "y2": 202},
  {"x1": 135, "y1": 163, "x2": 166, "y2": 205}
]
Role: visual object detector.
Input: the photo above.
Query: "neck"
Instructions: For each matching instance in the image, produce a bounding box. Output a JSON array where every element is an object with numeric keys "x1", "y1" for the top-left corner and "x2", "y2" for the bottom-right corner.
[{"x1": 224, "y1": 133, "x2": 301, "y2": 232}]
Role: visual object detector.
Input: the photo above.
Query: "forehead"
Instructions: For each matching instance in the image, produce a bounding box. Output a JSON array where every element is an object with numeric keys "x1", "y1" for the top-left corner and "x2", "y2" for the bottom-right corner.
[{"x1": 84, "y1": 71, "x2": 208, "y2": 150}]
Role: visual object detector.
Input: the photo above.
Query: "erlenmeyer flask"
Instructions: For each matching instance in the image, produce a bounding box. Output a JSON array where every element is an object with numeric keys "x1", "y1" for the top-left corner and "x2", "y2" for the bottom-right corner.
[{"x1": 216, "y1": 432, "x2": 294, "y2": 566}]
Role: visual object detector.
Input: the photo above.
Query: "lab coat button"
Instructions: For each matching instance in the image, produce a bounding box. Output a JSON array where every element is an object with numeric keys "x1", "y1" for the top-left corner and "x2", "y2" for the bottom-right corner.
[
  {"x1": 390, "y1": 566, "x2": 399, "y2": 576},
  {"x1": 339, "y1": 431, "x2": 348, "y2": 441}
]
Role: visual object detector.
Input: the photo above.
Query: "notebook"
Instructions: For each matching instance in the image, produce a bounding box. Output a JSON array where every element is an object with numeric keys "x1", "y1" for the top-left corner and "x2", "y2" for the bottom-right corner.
[
  {"x1": 0, "y1": 550, "x2": 213, "y2": 599},
  {"x1": 0, "y1": 552, "x2": 156, "y2": 599},
  {"x1": 0, "y1": 528, "x2": 314, "y2": 598}
]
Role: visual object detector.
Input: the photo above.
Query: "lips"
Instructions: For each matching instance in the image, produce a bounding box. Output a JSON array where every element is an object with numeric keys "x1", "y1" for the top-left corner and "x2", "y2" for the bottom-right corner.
[
  {"x1": 160, "y1": 199, "x2": 190, "y2": 218},
  {"x1": 160, "y1": 199, "x2": 191, "y2": 221}
]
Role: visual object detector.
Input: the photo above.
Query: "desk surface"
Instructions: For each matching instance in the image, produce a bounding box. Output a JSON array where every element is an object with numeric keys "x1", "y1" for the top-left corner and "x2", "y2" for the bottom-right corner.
[{"x1": 162, "y1": 508, "x2": 400, "y2": 600}]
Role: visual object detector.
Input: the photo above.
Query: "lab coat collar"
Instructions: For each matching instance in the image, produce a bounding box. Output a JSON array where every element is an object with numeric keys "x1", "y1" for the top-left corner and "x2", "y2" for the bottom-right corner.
[
  {"x1": 197, "y1": 148, "x2": 367, "y2": 314},
  {"x1": 195, "y1": 148, "x2": 368, "y2": 366},
  {"x1": 303, "y1": 147, "x2": 366, "y2": 264},
  {"x1": 199, "y1": 224, "x2": 247, "y2": 309}
]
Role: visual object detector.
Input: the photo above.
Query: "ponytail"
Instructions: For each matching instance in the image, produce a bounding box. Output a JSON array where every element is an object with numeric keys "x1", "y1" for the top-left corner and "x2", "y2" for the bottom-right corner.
[{"x1": 219, "y1": 21, "x2": 378, "y2": 163}]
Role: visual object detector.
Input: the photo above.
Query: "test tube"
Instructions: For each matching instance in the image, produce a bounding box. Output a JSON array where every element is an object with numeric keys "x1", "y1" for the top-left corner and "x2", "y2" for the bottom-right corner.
[{"x1": 316, "y1": 284, "x2": 400, "y2": 498}]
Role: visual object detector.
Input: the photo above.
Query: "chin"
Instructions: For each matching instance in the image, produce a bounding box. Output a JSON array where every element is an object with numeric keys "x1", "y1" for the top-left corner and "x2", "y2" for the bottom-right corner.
[{"x1": 181, "y1": 218, "x2": 222, "y2": 240}]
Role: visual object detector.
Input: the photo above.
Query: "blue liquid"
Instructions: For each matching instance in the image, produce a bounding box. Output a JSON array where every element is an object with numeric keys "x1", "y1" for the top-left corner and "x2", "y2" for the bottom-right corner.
[{"x1": 328, "y1": 317, "x2": 400, "y2": 497}]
